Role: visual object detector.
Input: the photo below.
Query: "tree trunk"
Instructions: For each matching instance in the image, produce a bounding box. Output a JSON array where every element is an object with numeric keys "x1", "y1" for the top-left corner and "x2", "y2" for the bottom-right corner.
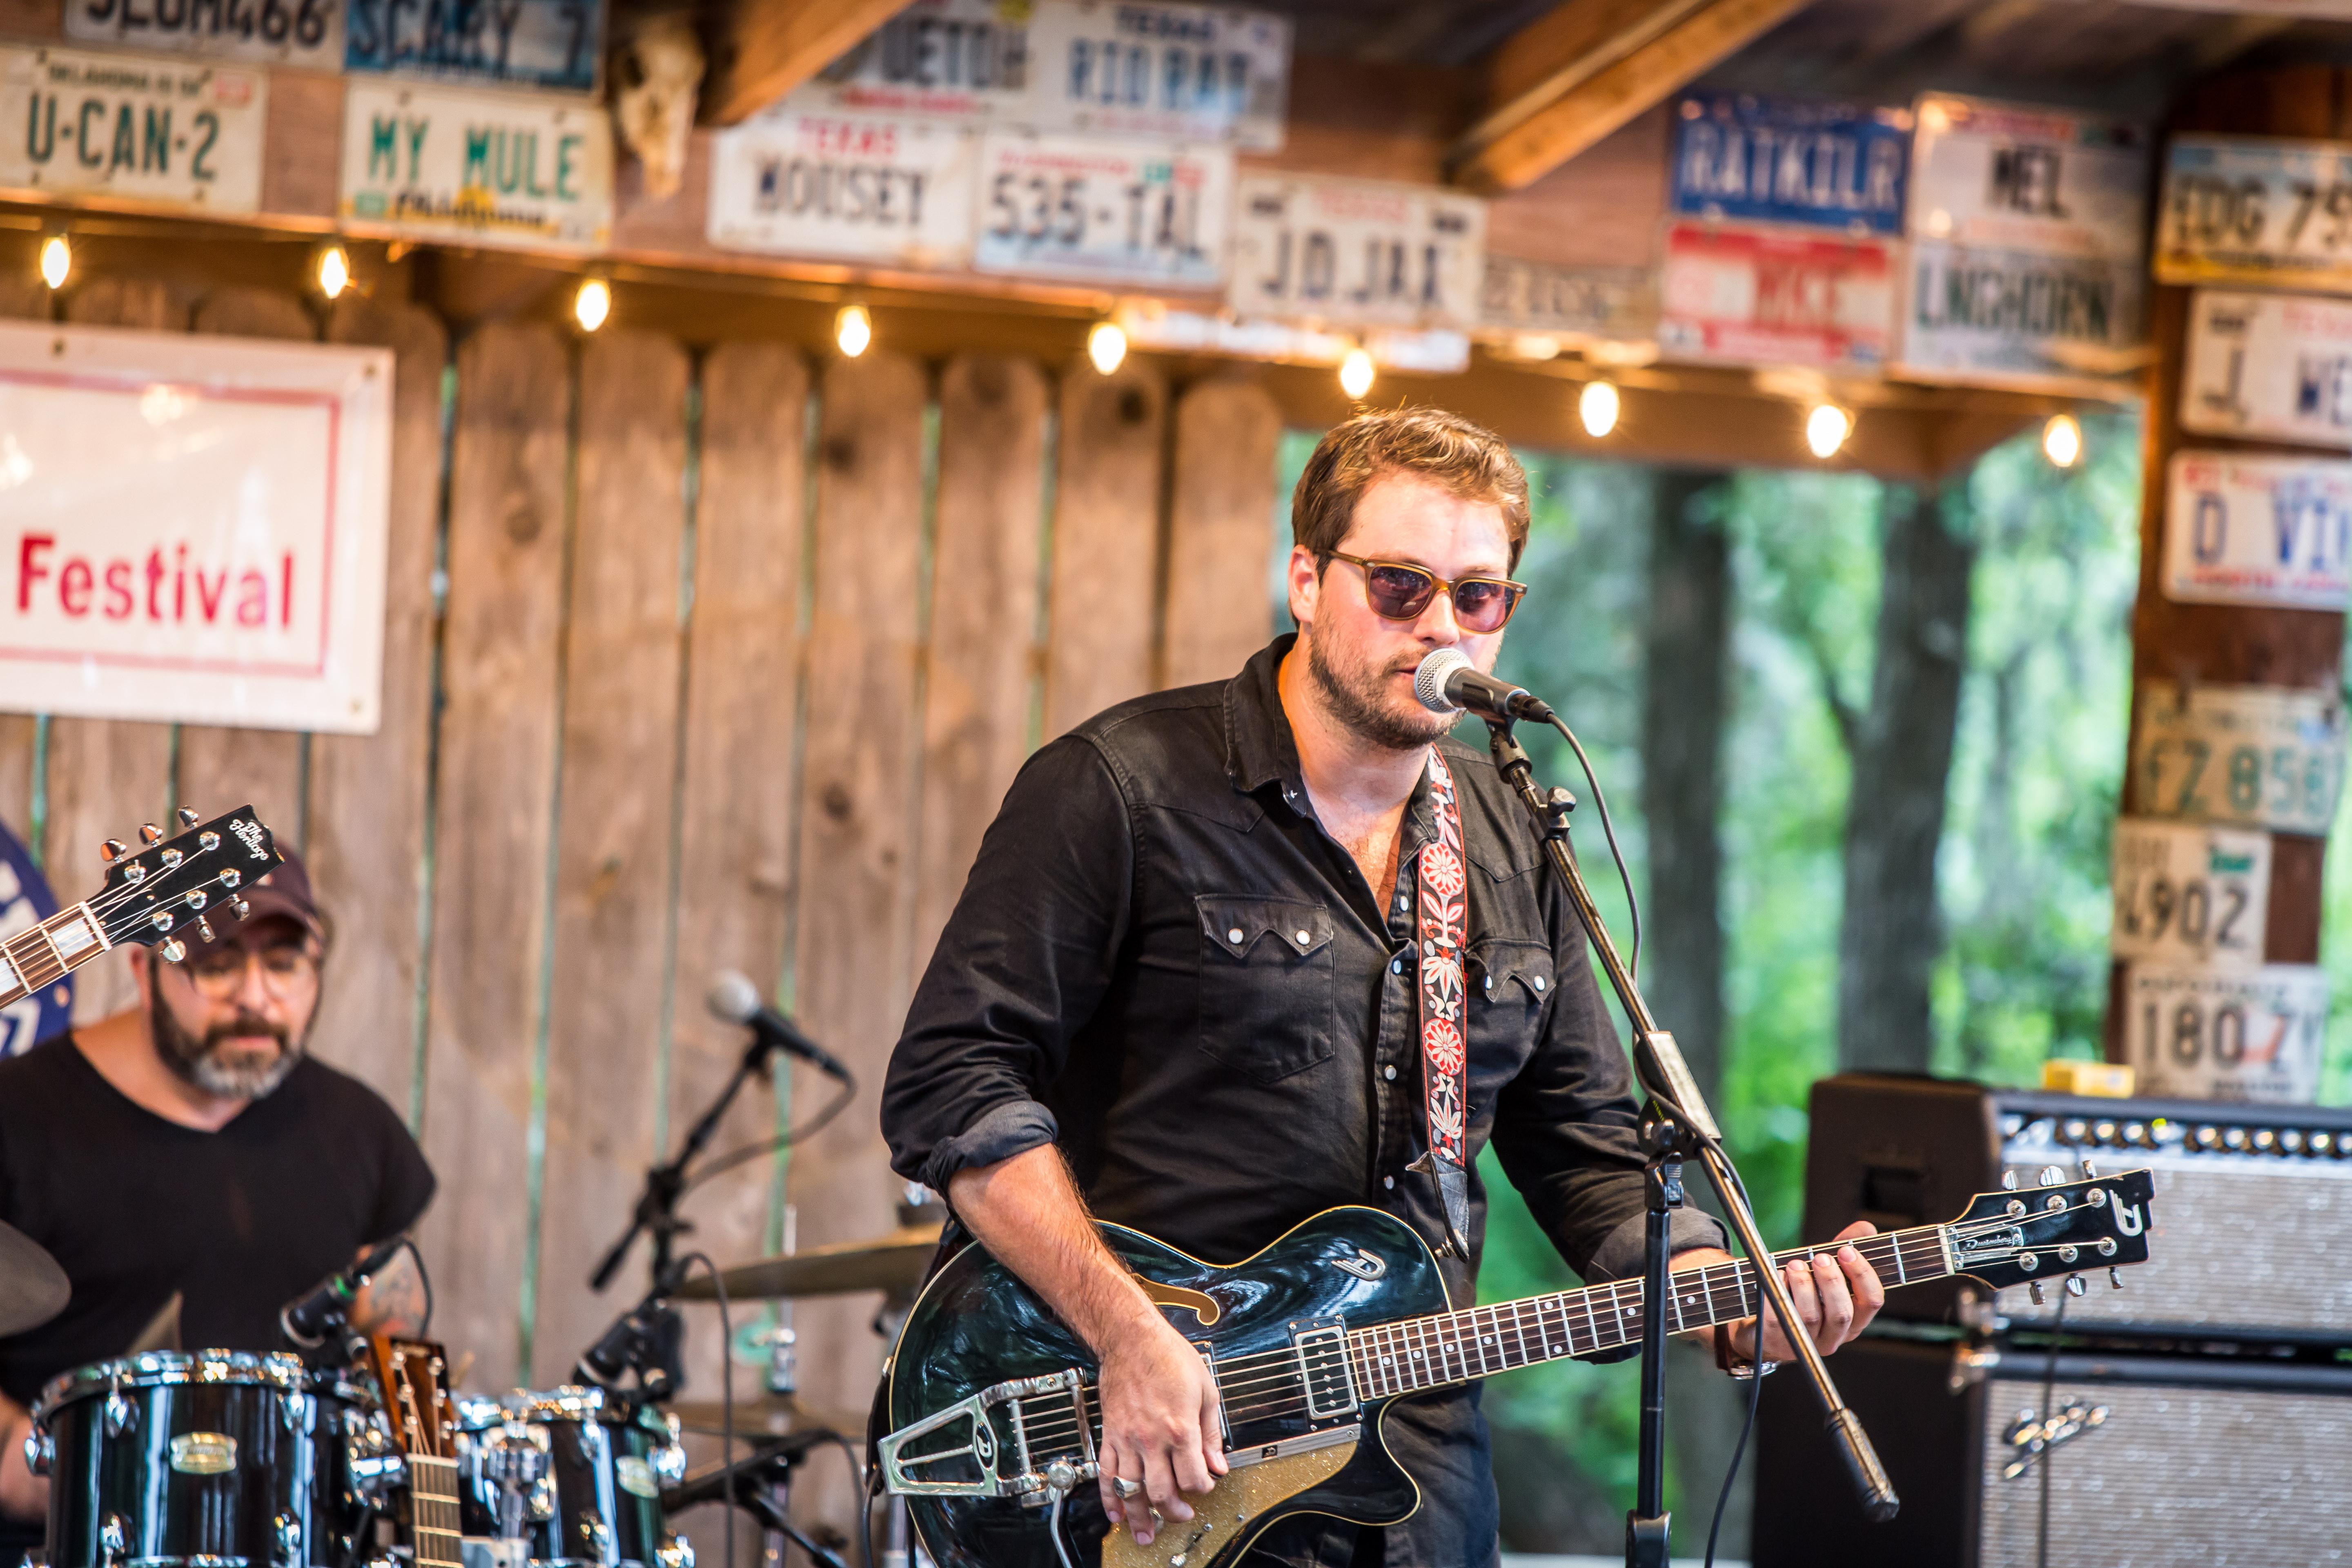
[
  {"x1": 1639, "y1": 468, "x2": 1749, "y2": 1552},
  {"x1": 1838, "y1": 482, "x2": 1976, "y2": 1075}
]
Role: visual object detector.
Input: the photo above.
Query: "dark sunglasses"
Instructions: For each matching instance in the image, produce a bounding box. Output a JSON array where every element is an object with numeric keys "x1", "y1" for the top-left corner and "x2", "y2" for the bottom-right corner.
[{"x1": 1322, "y1": 552, "x2": 1528, "y2": 634}]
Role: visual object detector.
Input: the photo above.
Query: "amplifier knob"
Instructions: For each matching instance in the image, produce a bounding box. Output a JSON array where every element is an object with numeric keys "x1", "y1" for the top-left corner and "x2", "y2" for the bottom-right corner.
[
  {"x1": 2280, "y1": 1130, "x2": 2306, "y2": 1155},
  {"x1": 2061, "y1": 1119, "x2": 2089, "y2": 1144},
  {"x1": 2252, "y1": 1129, "x2": 2278, "y2": 1153},
  {"x1": 2222, "y1": 1127, "x2": 2250, "y2": 1152},
  {"x1": 2194, "y1": 1126, "x2": 2222, "y2": 1151},
  {"x1": 2312, "y1": 1131, "x2": 2337, "y2": 1157},
  {"x1": 2092, "y1": 1121, "x2": 2117, "y2": 1144},
  {"x1": 2121, "y1": 1121, "x2": 2148, "y2": 1146}
]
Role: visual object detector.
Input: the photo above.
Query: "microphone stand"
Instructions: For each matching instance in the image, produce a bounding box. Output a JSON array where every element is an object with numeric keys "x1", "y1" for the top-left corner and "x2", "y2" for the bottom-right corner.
[{"x1": 1482, "y1": 719, "x2": 1898, "y2": 1568}]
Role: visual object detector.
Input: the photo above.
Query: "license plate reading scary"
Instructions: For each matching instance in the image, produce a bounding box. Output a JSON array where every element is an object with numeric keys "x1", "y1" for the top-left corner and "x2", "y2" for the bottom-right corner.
[
  {"x1": 1228, "y1": 173, "x2": 1486, "y2": 332},
  {"x1": 971, "y1": 132, "x2": 1229, "y2": 287},
  {"x1": 0, "y1": 43, "x2": 265, "y2": 211}
]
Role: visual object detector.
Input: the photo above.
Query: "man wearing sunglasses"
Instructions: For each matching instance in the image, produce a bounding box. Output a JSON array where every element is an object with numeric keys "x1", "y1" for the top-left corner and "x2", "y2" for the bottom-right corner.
[
  {"x1": 0, "y1": 848, "x2": 434, "y2": 1559},
  {"x1": 883, "y1": 408, "x2": 1881, "y2": 1567}
]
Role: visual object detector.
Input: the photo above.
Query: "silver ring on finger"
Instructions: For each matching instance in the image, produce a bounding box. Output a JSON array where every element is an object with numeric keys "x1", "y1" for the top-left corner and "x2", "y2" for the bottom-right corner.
[{"x1": 1114, "y1": 1477, "x2": 1143, "y2": 1499}]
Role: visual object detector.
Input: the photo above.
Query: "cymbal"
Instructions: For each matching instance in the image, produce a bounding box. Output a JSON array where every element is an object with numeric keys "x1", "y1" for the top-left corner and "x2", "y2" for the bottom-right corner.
[
  {"x1": 669, "y1": 1391, "x2": 863, "y2": 1440},
  {"x1": 0, "y1": 1219, "x2": 69, "y2": 1337},
  {"x1": 675, "y1": 1226, "x2": 940, "y2": 1302}
]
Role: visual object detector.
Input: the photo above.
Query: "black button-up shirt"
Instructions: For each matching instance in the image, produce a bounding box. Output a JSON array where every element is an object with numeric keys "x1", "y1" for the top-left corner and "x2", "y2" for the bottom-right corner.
[{"x1": 883, "y1": 635, "x2": 1724, "y2": 1568}]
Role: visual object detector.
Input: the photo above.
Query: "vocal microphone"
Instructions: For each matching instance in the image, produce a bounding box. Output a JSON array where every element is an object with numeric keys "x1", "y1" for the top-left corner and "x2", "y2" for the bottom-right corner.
[
  {"x1": 1413, "y1": 647, "x2": 1555, "y2": 723},
  {"x1": 280, "y1": 1237, "x2": 407, "y2": 1348},
  {"x1": 706, "y1": 973, "x2": 851, "y2": 1081}
]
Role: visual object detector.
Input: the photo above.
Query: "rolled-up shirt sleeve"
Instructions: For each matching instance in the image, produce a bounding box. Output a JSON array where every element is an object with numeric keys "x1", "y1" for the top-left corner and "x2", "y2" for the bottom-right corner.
[{"x1": 883, "y1": 734, "x2": 1134, "y2": 1196}]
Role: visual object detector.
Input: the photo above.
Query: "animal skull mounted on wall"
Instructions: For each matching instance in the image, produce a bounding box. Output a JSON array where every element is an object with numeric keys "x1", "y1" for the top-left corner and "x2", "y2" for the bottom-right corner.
[{"x1": 613, "y1": 13, "x2": 705, "y2": 202}]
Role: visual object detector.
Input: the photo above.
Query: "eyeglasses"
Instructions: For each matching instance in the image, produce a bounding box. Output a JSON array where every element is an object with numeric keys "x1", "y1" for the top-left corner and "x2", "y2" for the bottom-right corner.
[
  {"x1": 178, "y1": 945, "x2": 318, "y2": 1000},
  {"x1": 1322, "y1": 552, "x2": 1528, "y2": 634}
]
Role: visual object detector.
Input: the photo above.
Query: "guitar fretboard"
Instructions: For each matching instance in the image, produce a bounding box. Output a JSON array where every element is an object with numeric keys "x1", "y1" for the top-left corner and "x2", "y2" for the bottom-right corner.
[
  {"x1": 1345, "y1": 1225, "x2": 1951, "y2": 1400},
  {"x1": 0, "y1": 904, "x2": 108, "y2": 1009},
  {"x1": 408, "y1": 1454, "x2": 464, "y2": 1568}
]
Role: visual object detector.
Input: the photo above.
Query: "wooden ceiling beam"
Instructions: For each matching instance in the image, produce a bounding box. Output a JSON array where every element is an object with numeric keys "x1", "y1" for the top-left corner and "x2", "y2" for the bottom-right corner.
[
  {"x1": 702, "y1": 0, "x2": 906, "y2": 126},
  {"x1": 1450, "y1": 0, "x2": 1821, "y2": 194}
]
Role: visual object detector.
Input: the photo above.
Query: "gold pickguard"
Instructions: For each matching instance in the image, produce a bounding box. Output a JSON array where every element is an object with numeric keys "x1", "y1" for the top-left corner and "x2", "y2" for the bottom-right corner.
[{"x1": 1100, "y1": 1441, "x2": 1356, "y2": 1568}]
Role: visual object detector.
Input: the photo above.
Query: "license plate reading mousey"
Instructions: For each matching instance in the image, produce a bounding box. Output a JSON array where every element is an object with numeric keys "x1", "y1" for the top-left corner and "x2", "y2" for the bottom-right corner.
[{"x1": 971, "y1": 132, "x2": 1229, "y2": 286}]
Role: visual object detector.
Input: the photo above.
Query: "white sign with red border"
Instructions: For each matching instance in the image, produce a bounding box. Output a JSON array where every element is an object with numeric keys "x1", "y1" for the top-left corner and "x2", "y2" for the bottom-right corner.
[
  {"x1": 2164, "y1": 450, "x2": 2352, "y2": 610},
  {"x1": 0, "y1": 321, "x2": 392, "y2": 733},
  {"x1": 1658, "y1": 220, "x2": 1893, "y2": 368}
]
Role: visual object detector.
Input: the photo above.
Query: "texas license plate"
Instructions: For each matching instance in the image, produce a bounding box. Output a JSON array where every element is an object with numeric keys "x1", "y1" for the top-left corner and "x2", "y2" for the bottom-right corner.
[{"x1": 971, "y1": 131, "x2": 1230, "y2": 287}]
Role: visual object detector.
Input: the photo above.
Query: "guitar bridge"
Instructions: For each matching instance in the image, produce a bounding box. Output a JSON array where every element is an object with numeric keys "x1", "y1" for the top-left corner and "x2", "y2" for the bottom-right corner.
[{"x1": 879, "y1": 1368, "x2": 1098, "y2": 1502}]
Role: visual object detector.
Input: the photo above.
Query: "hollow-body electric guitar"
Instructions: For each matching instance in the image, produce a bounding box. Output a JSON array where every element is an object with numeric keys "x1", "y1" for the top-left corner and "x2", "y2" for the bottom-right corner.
[{"x1": 880, "y1": 1169, "x2": 2156, "y2": 1568}]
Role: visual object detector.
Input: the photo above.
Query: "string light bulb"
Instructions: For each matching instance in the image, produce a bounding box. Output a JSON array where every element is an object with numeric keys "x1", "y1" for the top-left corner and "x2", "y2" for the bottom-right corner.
[
  {"x1": 1579, "y1": 380, "x2": 1620, "y2": 439},
  {"x1": 38, "y1": 233, "x2": 69, "y2": 291},
  {"x1": 1087, "y1": 319, "x2": 1127, "y2": 376},
  {"x1": 315, "y1": 243, "x2": 351, "y2": 301},
  {"x1": 573, "y1": 276, "x2": 612, "y2": 333},
  {"x1": 2043, "y1": 412, "x2": 2082, "y2": 468},
  {"x1": 1805, "y1": 403, "x2": 1852, "y2": 460},
  {"x1": 1339, "y1": 347, "x2": 1375, "y2": 400},
  {"x1": 835, "y1": 303, "x2": 872, "y2": 358}
]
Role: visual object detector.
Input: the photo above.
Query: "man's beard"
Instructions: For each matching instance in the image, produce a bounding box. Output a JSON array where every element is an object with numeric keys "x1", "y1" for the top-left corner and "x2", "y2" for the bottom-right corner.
[
  {"x1": 150, "y1": 988, "x2": 304, "y2": 1099},
  {"x1": 1305, "y1": 629, "x2": 1456, "y2": 752}
]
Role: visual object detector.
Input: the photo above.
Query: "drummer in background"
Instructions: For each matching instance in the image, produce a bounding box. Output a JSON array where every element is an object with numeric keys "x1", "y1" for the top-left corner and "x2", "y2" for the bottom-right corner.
[{"x1": 0, "y1": 847, "x2": 436, "y2": 1563}]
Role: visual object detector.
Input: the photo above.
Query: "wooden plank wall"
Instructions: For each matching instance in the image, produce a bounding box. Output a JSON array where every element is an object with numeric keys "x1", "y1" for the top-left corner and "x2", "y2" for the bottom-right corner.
[{"x1": 4, "y1": 276, "x2": 1286, "y2": 1545}]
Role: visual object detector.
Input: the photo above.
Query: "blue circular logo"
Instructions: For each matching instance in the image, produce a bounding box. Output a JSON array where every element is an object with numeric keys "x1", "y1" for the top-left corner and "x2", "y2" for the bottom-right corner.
[{"x1": 1, "y1": 819, "x2": 73, "y2": 1057}]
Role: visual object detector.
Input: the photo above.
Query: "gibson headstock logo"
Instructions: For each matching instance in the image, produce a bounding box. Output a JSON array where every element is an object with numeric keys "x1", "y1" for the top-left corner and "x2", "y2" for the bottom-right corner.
[{"x1": 231, "y1": 818, "x2": 269, "y2": 862}]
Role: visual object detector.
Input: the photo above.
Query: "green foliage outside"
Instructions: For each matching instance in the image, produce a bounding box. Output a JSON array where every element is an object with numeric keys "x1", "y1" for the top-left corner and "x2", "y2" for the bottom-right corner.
[{"x1": 1272, "y1": 410, "x2": 2352, "y2": 1540}]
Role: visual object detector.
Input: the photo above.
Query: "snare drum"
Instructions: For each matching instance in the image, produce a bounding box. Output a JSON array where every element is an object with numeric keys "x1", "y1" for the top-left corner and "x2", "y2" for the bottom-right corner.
[
  {"x1": 450, "y1": 1389, "x2": 688, "y2": 1568},
  {"x1": 28, "y1": 1351, "x2": 378, "y2": 1568}
]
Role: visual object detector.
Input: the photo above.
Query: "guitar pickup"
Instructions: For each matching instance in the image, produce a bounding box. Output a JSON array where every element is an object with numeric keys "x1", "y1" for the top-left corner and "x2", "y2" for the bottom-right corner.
[{"x1": 1289, "y1": 1319, "x2": 1358, "y2": 1423}]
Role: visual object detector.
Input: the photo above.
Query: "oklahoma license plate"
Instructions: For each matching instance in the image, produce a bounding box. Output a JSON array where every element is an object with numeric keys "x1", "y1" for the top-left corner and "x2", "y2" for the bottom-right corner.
[{"x1": 971, "y1": 131, "x2": 1230, "y2": 287}]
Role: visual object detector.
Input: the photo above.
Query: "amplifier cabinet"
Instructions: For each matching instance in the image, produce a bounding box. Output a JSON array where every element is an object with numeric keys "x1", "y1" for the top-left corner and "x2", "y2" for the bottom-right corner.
[
  {"x1": 1753, "y1": 1337, "x2": 2352, "y2": 1568},
  {"x1": 1804, "y1": 1074, "x2": 2352, "y2": 1343}
]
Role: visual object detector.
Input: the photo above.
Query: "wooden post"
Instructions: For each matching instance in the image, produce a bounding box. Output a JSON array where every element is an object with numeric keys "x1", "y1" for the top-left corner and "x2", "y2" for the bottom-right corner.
[
  {"x1": 2109, "y1": 68, "x2": 2348, "y2": 1099},
  {"x1": 1045, "y1": 358, "x2": 1166, "y2": 739}
]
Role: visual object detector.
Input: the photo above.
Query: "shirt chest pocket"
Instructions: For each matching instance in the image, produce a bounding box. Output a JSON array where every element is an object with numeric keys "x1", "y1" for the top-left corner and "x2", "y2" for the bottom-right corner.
[
  {"x1": 1469, "y1": 938, "x2": 1553, "y2": 1056},
  {"x1": 1195, "y1": 895, "x2": 1336, "y2": 1085}
]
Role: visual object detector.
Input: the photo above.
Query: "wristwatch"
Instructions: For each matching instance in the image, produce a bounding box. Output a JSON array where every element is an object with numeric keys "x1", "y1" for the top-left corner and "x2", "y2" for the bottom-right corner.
[{"x1": 1714, "y1": 1321, "x2": 1780, "y2": 1380}]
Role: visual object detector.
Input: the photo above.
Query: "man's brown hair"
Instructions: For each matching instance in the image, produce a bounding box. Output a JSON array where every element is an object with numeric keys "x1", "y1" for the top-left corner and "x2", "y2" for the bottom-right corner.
[{"x1": 1290, "y1": 408, "x2": 1531, "y2": 571}]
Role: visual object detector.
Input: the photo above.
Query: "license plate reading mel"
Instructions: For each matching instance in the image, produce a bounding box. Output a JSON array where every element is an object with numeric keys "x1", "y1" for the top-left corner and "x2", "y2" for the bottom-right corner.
[{"x1": 972, "y1": 132, "x2": 1229, "y2": 287}]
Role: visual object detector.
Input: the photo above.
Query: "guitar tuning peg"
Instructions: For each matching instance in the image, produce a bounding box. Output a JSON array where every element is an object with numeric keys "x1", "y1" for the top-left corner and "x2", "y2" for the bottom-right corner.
[
  {"x1": 2029, "y1": 1281, "x2": 2047, "y2": 1306},
  {"x1": 176, "y1": 806, "x2": 199, "y2": 829},
  {"x1": 101, "y1": 838, "x2": 127, "y2": 862},
  {"x1": 195, "y1": 918, "x2": 215, "y2": 944},
  {"x1": 2038, "y1": 1166, "x2": 2063, "y2": 1187},
  {"x1": 2002, "y1": 1171, "x2": 2019, "y2": 1190},
  {"x1": 232, "y1": 899, "x2": 252, "y2": 921},
  {"x1": 160, "y1": 938, "x2": 186, "y2": 963},
  {"x1": 2109, "y1": 1267, "x2": 2124, "y2": 1292},
  {"x1": 2080, "y1": 1158, "x2": 2098, "y2": 1178},
  {"x1": 140, "y1": 823, "x2": 163, "y2": 844},
  {"x1": 2065, "y1": 1275, "x2": 2087, "y2": 1298}
]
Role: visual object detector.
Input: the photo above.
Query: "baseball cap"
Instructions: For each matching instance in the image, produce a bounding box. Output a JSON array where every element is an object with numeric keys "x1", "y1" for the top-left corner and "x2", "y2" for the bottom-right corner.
[{"x1": 185, "y1": 842, "x2": 327, "y2": 955}]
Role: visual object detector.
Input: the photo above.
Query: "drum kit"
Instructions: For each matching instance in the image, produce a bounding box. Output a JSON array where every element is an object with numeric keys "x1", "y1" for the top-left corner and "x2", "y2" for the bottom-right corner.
[{"x1": 7, "y1": 1210, "x2": 943, "y2": 1568}]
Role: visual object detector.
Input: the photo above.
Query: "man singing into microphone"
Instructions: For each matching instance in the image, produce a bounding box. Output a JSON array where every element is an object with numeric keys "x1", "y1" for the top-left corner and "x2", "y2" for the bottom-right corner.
[
  {"x1": 883, "y1": 408, "x2": 1884, "y2": 1567},
  {"x1": 0, "y1": 848, "x2": 434, "y2": 1564}
]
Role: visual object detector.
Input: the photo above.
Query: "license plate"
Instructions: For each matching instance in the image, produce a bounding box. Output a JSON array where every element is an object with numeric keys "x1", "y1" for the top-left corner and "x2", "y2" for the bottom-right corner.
[
  {"x1": 0, "y1": 42, "x2": 265, "y2": 212},
  {"x1": 2156, "y1": 134, "x2": 2352, "y2": 292},
  {"x1": 1896, "y1": 241, "x2": 2145, "y2": 390},
  {"x1": 1480, "y1": 255, "x2": 1654, "y2": 342},
  {"x1": 1671, "y1": 90, "x2": 1910, "y2": 236},
  {"x1": 2110, "y1": 818, "x2": 2270, "y2": 972},
  {"x1": 971, "y1": 131, "x2": 1229, "y2": 287},
  {"x1": 1659, "y1": 220, "x2": 1891, "y2": 367},
  {"x1": 1908, "y1": 93, "x2": 2148, "y2": 262},
  {"x1": 345, "y1": 0, "x2": 602, "y2": 93},
  {"x1": 708, "y1": 112, "x2": 977, "y2": 265},
  {"x1": 1022, "y1": 0, "x2": 1290, "y2": 151},
  {"x1": 1226, "y1": 172, "x2": 1486, "y2": 332},
  {"x1": 2180, "y1": 288, "x2": 2352, "y2": 451},
  {"x1": 66, "y1": 0, "x2": 342, "y2": 68},
  {"x1": 338, "y1": 80, "x2": 613, "y2": 252},
  {"x1": 2121, "y1": 963, "x2": 2327, "y2": 1103},
  {"x1": 2163, "y1": 450, "x2": 2352, "y2": 610},
  {"x1": 780, "y1": 0, "x2": 1031, "y2": 123},
  {"x1": 2130, "y1": 680, "x2": 2344, "y2": 837}
]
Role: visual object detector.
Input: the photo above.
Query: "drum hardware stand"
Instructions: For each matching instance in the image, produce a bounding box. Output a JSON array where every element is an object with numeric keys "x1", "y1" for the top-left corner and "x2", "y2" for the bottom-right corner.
[
  {"x1": 1483, "y1": 717, "x2": 1900, "y2": 1568},
  {"x1": 665, "y1": 1438, "x2": 847, "y2": 1568}
]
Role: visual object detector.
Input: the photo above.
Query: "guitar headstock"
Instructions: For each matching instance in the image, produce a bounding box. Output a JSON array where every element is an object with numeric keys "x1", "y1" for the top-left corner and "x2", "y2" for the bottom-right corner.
[
  {"x1": 1947, "y1": 1167, "x2": 2156, "y2": 1291},
  {"x1": 366, "y1": 1337, "x2": 457, "y2": 1463},
  {"x1": 93, "y1": 806, "x2": 281, "y2": 962}
]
